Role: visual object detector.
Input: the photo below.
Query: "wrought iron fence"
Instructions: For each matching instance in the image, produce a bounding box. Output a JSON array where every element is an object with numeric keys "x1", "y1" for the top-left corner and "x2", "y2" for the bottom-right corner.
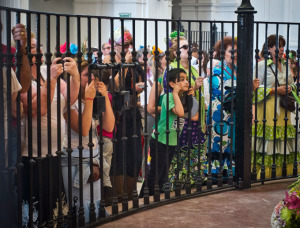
[
  {"x1": 251, "y1": 22, "x2": 300, "y2": 182},
  {"x1": 0, "y1": 1, "x2": 299, "y2": 227}
]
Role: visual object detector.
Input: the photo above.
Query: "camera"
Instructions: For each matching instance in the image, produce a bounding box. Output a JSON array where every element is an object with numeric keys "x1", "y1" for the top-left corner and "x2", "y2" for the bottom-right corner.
[{"x1": 93, "y1": 92, "x2": 105, "y2": 119}]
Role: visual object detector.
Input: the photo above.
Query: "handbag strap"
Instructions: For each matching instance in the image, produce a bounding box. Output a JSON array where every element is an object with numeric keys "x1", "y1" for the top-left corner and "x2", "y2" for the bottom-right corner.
[{"x1": 268, "y1": 65, "x2": 281, "y2": 87}]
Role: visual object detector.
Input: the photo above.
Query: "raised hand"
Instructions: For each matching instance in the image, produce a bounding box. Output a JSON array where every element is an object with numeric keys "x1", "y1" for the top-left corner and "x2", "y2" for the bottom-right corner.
[
  {"x1": 96, "y1": 81, "x2": 108, "y2": 97},
  {"x1": 63, "y1": 57, "x2": 79, "y2": 77},
  {"x1": 85, "y1": 80, "x2": 96, "y2": 99},
  {"x1": 187, "y1": 86, "x2": 195, "y2": 96},
  {"x1": 51, "y1": 58, "x2": 63, "y2": 80},
  {"x1": 11, "y1": 24, "x2": 27, "y2": 53},
  {"x1": 173, "y1": 82, "x2": 182, "y2": 94},
  {"x1": 195, "y1": 76, "x2": 204, "y2": 90},
  {"x1": 253, "y1": 78, "x2": 260, "y2": 91}
]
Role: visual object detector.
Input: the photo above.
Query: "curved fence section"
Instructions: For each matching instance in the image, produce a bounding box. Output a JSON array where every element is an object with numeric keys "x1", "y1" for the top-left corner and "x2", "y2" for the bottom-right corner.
[{"x1": 0, "y1": 3, "x2": 299, "y2": 227}]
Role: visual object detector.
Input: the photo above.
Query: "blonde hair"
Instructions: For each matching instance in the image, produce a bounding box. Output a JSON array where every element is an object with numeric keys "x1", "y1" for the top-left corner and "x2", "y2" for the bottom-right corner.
[{"x1": 169, "y1": 37, "x2": 187, "y2": 62}]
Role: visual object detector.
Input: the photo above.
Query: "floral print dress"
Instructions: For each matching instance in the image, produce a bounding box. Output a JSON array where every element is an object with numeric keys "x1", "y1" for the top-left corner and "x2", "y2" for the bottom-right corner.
[{"x1": 205, "y1": 61, "x2": 236, "y2": 182}]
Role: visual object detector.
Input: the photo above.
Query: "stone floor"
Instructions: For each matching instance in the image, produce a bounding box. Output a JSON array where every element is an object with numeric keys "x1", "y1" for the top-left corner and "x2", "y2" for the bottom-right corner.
[{"x1": 99, "y1": 179, "x2": 295, "y2": 228}]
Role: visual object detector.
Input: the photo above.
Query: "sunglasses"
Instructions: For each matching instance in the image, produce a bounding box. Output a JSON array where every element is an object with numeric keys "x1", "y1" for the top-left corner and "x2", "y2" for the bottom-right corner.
[
  {"x1": 180, "y1": 45, "x2": 189, "y2": 50},
  {"x1": 103, "y1": 46, "x2": 111, "y2": 50}
]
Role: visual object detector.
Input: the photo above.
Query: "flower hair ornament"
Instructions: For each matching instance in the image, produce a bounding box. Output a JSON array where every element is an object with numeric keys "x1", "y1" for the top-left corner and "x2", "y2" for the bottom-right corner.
[
  {"x1": 109, "y1": 26, "x2": 133, "y2": 45},
  {"x1": 165, "y1": 31, "x2": 186, "y2": 48},
  {"x1": 60, "y1": 42, "x2": 78, "y2": 55},
  {"x1": 152, "y1": 45, "x2": 165, "y2": 60}
]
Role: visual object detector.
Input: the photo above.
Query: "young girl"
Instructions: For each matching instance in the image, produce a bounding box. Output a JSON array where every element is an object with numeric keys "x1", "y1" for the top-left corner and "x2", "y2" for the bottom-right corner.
[{"x1": 61, "y1": 59, "x2": 114, "y2": 222}]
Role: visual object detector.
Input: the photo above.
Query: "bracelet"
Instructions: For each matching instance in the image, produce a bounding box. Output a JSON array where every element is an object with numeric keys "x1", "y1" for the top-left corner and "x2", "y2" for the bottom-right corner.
[{"x1": 85, "y1": 98, "x2": 94, "y2": 101}]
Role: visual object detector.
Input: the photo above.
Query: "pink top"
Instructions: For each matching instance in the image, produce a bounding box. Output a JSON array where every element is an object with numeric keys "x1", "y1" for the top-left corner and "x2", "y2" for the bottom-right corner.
[{"x1": 97, "y1": 93, "x2": 113, "y2": 139}]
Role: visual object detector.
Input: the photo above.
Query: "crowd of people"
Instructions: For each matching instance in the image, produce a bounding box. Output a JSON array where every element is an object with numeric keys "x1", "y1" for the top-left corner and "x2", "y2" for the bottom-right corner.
[{"x1": 2, "y1": 21, "x2": 300, "y2": 227}]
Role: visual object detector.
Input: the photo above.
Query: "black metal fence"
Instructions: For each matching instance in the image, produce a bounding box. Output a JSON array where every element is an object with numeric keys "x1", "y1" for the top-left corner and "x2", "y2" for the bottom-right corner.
[{"x1": 0, "y1": 1, "x2": 299, "y2": 227}]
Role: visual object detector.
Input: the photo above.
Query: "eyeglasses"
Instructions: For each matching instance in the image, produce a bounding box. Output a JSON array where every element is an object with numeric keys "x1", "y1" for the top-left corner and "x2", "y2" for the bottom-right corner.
[
  {"x1": 179, "y1": 45, "x2": 189, "y2": 50},
  {"x1": 103, "y1": 46, "x2": 111, "y2": 50}
]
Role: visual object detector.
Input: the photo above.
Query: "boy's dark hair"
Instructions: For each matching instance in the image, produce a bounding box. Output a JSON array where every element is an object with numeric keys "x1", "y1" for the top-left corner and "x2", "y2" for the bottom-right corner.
[{"x1": 168, "y1": 68, "x2": 187, "y2": 84}]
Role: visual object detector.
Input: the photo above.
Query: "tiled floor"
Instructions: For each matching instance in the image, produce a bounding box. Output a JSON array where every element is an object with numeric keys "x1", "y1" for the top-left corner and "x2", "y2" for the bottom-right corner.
[{"x1": 99, "y1": 179, "x2": 295, "y2": 228}]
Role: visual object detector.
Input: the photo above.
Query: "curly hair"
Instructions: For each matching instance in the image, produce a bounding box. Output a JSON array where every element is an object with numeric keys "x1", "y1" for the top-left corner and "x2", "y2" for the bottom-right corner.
[
  {"x1": 169, "y1": 37, "x2": 187, "y2": 62},
  {"x1": 213, "y1": 36, "x2": 237, "y2": 60}
]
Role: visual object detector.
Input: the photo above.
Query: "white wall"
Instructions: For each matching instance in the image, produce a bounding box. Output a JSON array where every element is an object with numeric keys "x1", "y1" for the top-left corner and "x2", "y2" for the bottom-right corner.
[{"x1": 73, "y1": 0, "x2": 172, "y2": 53}]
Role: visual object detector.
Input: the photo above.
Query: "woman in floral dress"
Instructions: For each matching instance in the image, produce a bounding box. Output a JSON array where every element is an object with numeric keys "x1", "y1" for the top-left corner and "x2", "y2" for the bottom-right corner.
[{"x1": 206, "y1": 37, "x2": 237, "y2": 182}]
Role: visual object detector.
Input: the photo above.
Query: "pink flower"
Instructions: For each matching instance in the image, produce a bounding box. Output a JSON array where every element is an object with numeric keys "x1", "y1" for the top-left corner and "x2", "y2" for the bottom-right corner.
[
  {"x1": 60, "y1": 42, "x2": 67, "y2": 53},
  {"x1": 284, "y1": 191, "x2": 300, "y2": 210}
]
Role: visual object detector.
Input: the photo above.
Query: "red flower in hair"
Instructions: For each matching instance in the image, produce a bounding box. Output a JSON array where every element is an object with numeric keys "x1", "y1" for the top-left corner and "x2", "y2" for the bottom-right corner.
[{"x1": 60, "y1": 42, "x2": 67, "y2": 53}]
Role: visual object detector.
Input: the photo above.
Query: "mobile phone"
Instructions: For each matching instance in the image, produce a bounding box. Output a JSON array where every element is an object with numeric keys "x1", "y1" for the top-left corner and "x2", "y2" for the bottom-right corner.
[{"x1": 137, "y1": 84, "x2": 145, "y2": 89}]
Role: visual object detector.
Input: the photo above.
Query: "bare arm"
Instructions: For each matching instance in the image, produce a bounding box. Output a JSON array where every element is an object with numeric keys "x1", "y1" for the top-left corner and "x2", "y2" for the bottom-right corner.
[
  {"x1": 171, "y1": 83, "x2": 184, "y2": 117},
  {"x1": 12, "y1": 24, "x2": 31, "y2": 93},
  {"x1": 191, "y1": 112, "x2": 199, "y2": 121},
  {"x1": 63, "y1": 57, "x2": 80, "y2": 105},
  {"x1": 63, "y1": 81, "x2": 96, "y2": 136},
  {"x1": 63, "y1": 100, "x2": 93, "y2": 137},
  {"x1": 97, "y1": 82, "x2": 115, "y2": 132},
  {"x1": 147, "y1": 81, "x2": 162, "y2": 115}
]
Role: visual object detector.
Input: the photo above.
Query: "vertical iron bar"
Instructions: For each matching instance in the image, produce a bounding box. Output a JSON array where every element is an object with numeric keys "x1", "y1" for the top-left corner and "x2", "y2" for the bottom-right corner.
[
  {"x1": 196, "y1": 21, "x2": 203, "y2": 192},
  {"x1": 131, "y1": 19, "x2": 139, "y2": 208},
  {"x1": 175, "y1": 20, "x2": 181, "y2": 196},
  {"x1": 228, "y1": 22, "x2": 235, "y2": 186},
  {"x1": 143, "y1": 19, "x2": 150, "y2": 205},
  {"x1": 98, "y1": 17, "x2": 107, "y2": 218},
  {"x1": 294, "y1": 25, "x2": 300, "y2": 176},
  {"x1": 154, "y1": 20, "x2": 160, "y2": 202},
  {"x1": 120, "y1": 19, "x2": 129, "y2": 212},
  {"x1": 261, "y1": 23, "x2": 268, "y2": 182},
  {"x1": 217, "y1": 22, "x2": 224, "y2": 188},
  {"x1": 272, "y1": 25, "x2": 280, "y2": 179},
  {"x1": 35, "y1": 13, "x2": 47, "y2": 226},
  {"x1": 283, "y1": 24, "x2": 290, "y2": 177},
  {"x1": 43, "y1": 13, "x2": 55, "y2": 228},
  {"x1": 207, "y1": 22, "x2": 213, "y2": 190},
  {"x1": 186, "y1": 21, "x2": 192, "y2": 194},
  {"x1": 55, "y1": 15, "x2": 65, "y2": 228},
  {"x1": 110, "y1": 18, "x2": 119, "y2": 215},
  {"x1": 252, "y1": 22, "x2": 259, "y2": 182},
  {"x1": 164, "y1": 21, "x2": 171, "y2": 199},
  {"x1": 5, "y1": 9, "x2": 13, "y2": 228},
  {"x1": 15, "y1": 11, "x2": 24, "y2": 228},
  {"x1": 87, "y1": 16, "x2": 96, "y2": 222},
  {"x1": 76, "y1": 15, "x2": 85, "y2": 227},
  {"x1": 65, "y1": 15, "x2": 74, "y2": 227},
  {"x1": 26, "y1": 12, "x2": 34, "y2": 228}
]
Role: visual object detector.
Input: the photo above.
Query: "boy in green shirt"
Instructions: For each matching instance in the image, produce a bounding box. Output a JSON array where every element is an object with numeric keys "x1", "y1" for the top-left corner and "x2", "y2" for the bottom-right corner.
[{"x1": 140, "y1": 68, "x2": 198, "y2": 197}]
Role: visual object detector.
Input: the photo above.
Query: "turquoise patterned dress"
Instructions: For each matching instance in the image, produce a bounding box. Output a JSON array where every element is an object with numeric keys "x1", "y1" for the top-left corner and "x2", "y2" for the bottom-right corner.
[{"x1": 205, "y1": 61, "x2": 236, "y2": 181}]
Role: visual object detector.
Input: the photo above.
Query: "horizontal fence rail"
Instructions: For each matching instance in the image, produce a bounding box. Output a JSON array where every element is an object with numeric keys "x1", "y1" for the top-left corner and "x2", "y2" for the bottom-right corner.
[{"x1": 0, "y1": 4, "x2": 299, "y2": 228}]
